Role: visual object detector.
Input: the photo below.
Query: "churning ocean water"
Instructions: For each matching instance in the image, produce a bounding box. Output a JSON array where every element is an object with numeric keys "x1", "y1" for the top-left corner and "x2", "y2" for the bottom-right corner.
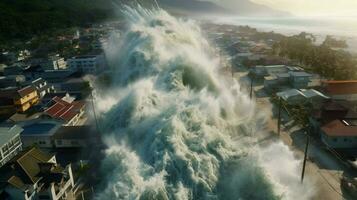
[{"x1": 92, "y1": 5, "x2": 314, "y2": 200}]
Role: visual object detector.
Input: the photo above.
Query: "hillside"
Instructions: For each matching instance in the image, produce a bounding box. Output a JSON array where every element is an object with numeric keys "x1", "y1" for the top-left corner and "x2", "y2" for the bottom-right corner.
[
  {"x1": 0, "y1": 0, "x2": 114, "y2": 43},
  {"x1": 0, "y1": 0, "x2": 288, "y2": 44}
]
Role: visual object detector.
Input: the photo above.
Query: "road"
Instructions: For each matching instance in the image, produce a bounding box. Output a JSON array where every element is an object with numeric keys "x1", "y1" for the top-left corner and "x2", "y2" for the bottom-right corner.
[{"x1": 233, "y1": 70, "x2": 354, "y2": 200}]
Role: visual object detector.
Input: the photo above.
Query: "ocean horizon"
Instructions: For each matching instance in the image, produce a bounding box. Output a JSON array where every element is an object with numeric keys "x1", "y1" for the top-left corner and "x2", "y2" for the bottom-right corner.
[{"x1": 204, "y1": 15, "x2": 357, "y2": 53}]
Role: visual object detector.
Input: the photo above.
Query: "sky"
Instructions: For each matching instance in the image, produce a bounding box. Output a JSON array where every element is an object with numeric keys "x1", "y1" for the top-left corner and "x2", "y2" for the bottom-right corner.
[{"x1": 251, "y1": 0, "x2": 357, "y2": 16}]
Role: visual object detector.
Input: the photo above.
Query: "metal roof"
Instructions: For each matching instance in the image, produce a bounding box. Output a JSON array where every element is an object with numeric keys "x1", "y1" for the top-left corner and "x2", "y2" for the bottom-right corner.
[
  {"x1": 300, "y1": 89, "x2": 330, "y2": 99},
  {"x1": 277, "y1": 89, "x2": 305, "y2": 101},
  {"x1": 289, "y1": 71, "x2": 312, "y2": 77}
]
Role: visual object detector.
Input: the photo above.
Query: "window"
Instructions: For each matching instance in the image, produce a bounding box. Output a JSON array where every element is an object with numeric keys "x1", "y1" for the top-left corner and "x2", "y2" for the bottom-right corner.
[
  {"x1": 332, "y1": 138, "x2": 338, "y2": 142},
  {"x1": 71, "y1": 140, "x2": 79, "y2": 145},
  {"x1": 57, "y1": 140, "x2": 63, "y2": 145},
  {"x1": 39, "y1": 141, "x2": 46, "y2": 145}
]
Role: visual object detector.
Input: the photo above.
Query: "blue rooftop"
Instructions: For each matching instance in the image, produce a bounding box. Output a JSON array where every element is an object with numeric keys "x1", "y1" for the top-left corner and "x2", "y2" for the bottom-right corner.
[{"x1": 22, "y1": 121, "x2": 61, "y2": 136}]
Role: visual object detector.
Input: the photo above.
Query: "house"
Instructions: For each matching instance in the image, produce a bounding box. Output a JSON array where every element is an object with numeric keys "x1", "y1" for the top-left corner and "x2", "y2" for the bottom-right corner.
[
  {"x1": 30, "y1": 78, "x2": 54, "y2": 98},
  {"x1": 3, "y1": 65, "x2": 23, "y2": 76},
  {"x1": 264, "y1": 73, "x2": 291, "y2": 92},
  {"x1": 67, "y1": 54, "x2": 106, "y2": 74},
  {"x1": 250, "y1": 65, "x2": 266, "y2": 77},
  {"x1": 53, "y1": 126, "x2": 100, "y2": 148},
  {"x1": 0, "y1": 86, "x2": 40, "y2": 112},
  {"x1": 289, "y1": 71, "x2": 312, "y2": 89},
  {"x1": 13, "y1": 86, "x2": 39, "y2": 112},
  {"x1": 41, "y1": 69, "x2": 76, "y2": 82},
  {"x1": 42, "y1": 55, "x2": 67, "y2": 70},
  {"x1": 22, "y1": 65, "x2": 44, "y2": 80},
  {"x1": 251, "y1": 65, "x2": 288, "y2": 78},
  {"x1": 0, "y1": 147, "x2": 75, "y2": 200},
  {"x1": 264, "y1": 76, "x2": 278, "y2": 91},
  {"x1": 0, "y1": 75, "x2": 25, "y2": 89},
  {"x1": 321, "y1": 119, "x2": 357, "y2": 148},
  {"x1": 0, "y1": 124, "x2": 23, "y2": 167},
  {"x1": 20, "y1": 120, "x2": 62, "y2": 148},
  {"x1": 265, "y1": 65, "x2": 288, "y2": 76},
  {"x1": 300, "y1": 89, "x2": 330, "y2": 109},
  {"x1": 44, "y1": 96, "x2": 85, "y2": 126},
  {"x1": 276, "y1": 89, "x2": 306, "y2": 105},
  {"x1": 309, "y1": 100, "x2": 357, "y2": 136},
  {"x1": 323, "y1": 80, "x2": 357, "y2": 101}
]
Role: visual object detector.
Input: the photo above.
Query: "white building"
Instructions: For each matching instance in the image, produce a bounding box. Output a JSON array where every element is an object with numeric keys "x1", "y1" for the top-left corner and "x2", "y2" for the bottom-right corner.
[
  {"x1": 0, "y1": 124, "x2": 23, "y2": 167},
  {"x1": 43, "y1": 55, "x2": 67, "y2": 70},
  {"x1": 31, "y1": 78, "x2": 54, "y2": 98},
  {"x1": 67, "y1": 54, "x2": 106, "y2": 74}
]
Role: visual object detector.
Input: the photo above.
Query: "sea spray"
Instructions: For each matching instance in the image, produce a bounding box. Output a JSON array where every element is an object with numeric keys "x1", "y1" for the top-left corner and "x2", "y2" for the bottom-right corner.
[{"x1": 95, "y1": 5, "x2": 314, "y2": 200}]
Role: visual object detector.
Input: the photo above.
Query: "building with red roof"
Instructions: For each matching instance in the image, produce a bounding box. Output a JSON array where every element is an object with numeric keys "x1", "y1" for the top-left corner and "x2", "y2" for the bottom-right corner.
[
  {"x1": 44, "y1": 96, "x2": 85, "y2": 126},
  {"x1": 321, "y1": 119, "x2": 357, "y2": 148},
  {"x1": 323, "y1": 80, "x2": 357, "y2": 101}
]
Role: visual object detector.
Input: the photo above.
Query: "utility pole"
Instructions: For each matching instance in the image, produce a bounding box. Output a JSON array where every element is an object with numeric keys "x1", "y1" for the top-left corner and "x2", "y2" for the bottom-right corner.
[
  {"x1": 277, "y1": 97, "x2": 282, "y2": 135},
  {"x1": 301, "y1": 131, "x2": 310, "y2": 183},
  {"x1": 249, "y1": 78, "x2": 254, "y2": 99},
  {"x1": 90, "y1": 90, "x2": 100, "y2": 134}
]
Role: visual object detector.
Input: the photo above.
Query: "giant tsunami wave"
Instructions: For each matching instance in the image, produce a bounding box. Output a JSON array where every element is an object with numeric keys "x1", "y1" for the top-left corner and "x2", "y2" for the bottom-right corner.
[{"x1": 94, "y1": 5, "x2": 314, "y2": 200}]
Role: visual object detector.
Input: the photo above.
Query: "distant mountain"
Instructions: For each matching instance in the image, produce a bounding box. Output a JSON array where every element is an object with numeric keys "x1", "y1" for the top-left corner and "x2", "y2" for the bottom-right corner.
[
  {"x1": 158, "y1": 0, "x2": 229, "y2": 14},
  {"x1": 156, "y1": 0, "x2": 289, "y2": 16},
  {"x1": 218, "y1": 0, "x2": 290, "y2": 16}
]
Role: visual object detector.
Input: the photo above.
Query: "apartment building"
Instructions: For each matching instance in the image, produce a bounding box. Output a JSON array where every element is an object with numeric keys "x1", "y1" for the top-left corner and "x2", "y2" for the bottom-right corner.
[{"x1": 0, "y1": 124, "x2": 23, "y2": 167}]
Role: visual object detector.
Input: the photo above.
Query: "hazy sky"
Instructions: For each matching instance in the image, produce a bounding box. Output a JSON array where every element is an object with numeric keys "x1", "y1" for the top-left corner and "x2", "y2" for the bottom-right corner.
[{"x1": 252, "y1": 0, "x2": 357, "y2": 16}]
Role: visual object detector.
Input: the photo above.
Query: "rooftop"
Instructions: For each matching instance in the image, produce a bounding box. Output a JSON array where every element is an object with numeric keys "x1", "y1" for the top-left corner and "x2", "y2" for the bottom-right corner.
[
  {"x1": 53, "y1": 126, "x2": 99, "y2": 140},
  {"x1": 21, "y1": 120, "x2": 62, "y2": 136},
  {"x1": 44, "y1": 96, "x2": 85, "y2": 122},
  {"x1": 322, "y1": 119, "x2": 357, "y2": 137},
  {"x1": 0, "y1": 124, "x2": 23, "y2": 147},
  {"x1": 323, "y1": 80, "x2": 357, "y2": 95},
  {"x1": 72, "y1": 55, "x2": 97, "y2": 59},
  {"x1": 289, "y1": 71, "x2": 312, "y2": 77},
  {"x1": 0, "y1": 147, "x2": 59, "y2": 187},
  {"x1": 277, "y1": 89, "x2": 304, "y2": 100},
  {"x1": 17, "y1": 86, "x2": 36, "y2": 98},
  {"x1": 300, "y1": 89, "x2": 330, "y2": 99}
]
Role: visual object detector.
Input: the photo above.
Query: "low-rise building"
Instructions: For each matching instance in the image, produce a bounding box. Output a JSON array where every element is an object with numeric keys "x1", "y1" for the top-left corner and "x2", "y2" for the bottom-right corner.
[
  {"x1": 0, "y1": 147, "x2": 75, "y2": 200},
  {"x1": 20, "y1": 120, "x2": 62, "y2": 148},
  {"x1": 277, "y1": 89, "x2": 306, "y2": 105},
  {"x1": 0, "y1": 86, "x2": 40, "y2": 112},
  {"x1": 44, "y1": 96, "x2": 85, "y2": 126},
  {"x1": 67, "y1": 54, "x2": 106, "y2": 74},
  {"x1": 321, "y1": 119, "x2": 357, "y2": 148},
  {"x1": 323, "y1": 80, "x2": 357, "y2": 101},
  {"x1": 0, "y1": 124, "x2": 23, "y2": 167},
  {"x1": 300, "y1": 89, "x2": 330, "y2": 108},
  {"x1": 0, "y1": 75, "x2": 25, "y2": 88},
  {"x1": 53, "y1": 126, "x2": 100, "y2": 148},
  {"x1": 289, "y1": 71, "x2": 313, "y2": 89},
  {"x1": 30, "y1": 78, "x2": 54, "y2": 98},
  {"x1": 42, "y1": 55, "x2": 67, "y2": 70}
]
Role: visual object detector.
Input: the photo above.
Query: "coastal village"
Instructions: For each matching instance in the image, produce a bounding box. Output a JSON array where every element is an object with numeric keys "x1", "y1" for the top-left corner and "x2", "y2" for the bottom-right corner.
[{"x1": 1, "y1": 20, "x2": 357, "y2": 199}]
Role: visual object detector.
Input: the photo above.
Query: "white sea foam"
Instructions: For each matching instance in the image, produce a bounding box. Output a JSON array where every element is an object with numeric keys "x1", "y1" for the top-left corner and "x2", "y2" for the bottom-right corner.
[{"x1": 94, "y1": 5, "x2": 314, "y2": 200}]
